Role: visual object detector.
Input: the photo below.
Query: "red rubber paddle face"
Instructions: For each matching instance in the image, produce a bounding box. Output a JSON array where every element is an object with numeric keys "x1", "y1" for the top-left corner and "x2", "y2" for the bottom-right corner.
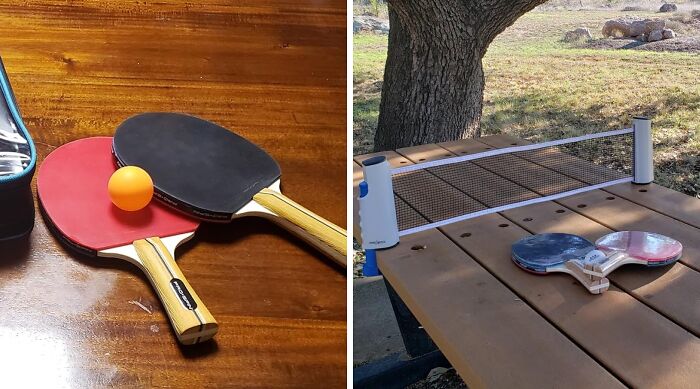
[
  {"x1": 37, "y1": 137, "x2": 199, "y2": 254},
  {"x1": 595, "y1": 231, "x2": 682, "y2": 263}
]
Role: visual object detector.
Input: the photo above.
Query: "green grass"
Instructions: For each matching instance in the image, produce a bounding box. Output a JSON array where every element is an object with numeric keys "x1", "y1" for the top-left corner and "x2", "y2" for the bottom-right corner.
[
  {"x1": 354, "y1": 34, "x2": 388, "y2": 83},
  {"x1": 353, "y1": 9, "x2": 700, "y2": 197}
]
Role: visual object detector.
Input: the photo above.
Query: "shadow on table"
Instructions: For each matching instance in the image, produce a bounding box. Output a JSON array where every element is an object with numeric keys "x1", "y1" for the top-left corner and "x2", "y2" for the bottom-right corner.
[
  {"x1": 612, "y1": 263, "x2": 680, "y2": 291},
  {"x1": 178, "y1": 337, "x2": 220, "y2": 358},
  {"x1": 0, "y1": 234, "x2": 30, "y2": 268},
  {"x1": 195, "y1": 217, "x2": 340, "y2": 269}
]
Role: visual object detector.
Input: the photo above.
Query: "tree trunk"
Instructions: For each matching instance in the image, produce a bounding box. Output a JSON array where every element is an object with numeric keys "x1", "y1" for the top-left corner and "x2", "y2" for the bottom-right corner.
[{"x1": 374, "y1": 0, "x2": 548, "y2": 151}]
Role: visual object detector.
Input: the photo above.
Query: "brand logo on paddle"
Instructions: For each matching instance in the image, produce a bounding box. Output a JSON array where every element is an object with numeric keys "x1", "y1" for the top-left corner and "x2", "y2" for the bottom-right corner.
[{"x1": 171, "y1": 279, "x2": 197, "y2": 310}]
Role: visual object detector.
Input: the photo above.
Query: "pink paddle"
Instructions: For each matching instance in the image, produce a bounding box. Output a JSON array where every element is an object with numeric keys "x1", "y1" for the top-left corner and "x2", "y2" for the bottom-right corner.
[{"x1": 584, "y1": 231, "x2": 683, "y2": 278}]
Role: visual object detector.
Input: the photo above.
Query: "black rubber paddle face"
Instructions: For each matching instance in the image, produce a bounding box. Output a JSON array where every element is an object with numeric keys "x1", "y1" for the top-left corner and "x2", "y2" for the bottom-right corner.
[
  {"x1": 511, "y1": 233, "x2": 595, "y2": 272},
  {"x1": 113, "y1": 113, "x2": 281, "y2": 221}
]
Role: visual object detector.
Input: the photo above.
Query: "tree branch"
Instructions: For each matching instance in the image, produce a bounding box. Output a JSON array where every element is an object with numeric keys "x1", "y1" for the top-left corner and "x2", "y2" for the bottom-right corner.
[{"x1": 474, "y1": 0, "x2": 549, "y2": 47}]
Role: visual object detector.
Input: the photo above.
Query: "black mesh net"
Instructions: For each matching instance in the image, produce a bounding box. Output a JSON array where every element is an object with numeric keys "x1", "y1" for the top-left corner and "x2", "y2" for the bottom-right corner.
[{"x1": 392, "y1": 133, "x2": 633, "y2": 232}]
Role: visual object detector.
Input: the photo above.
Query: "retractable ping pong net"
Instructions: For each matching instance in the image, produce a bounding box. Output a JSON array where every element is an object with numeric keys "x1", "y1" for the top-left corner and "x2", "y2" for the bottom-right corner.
[{"x1": 357, "y1": 117, "x2": 654, "y2": 274}]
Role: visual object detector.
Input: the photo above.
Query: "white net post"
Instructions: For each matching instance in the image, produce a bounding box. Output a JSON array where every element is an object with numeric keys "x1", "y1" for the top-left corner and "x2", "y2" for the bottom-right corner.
[
  {"x1": 633, "y1": 116, "x2": 653, "y2": 184},
  {"x1": 358, "y1": 156, "x2": 400, "y2": 249}
]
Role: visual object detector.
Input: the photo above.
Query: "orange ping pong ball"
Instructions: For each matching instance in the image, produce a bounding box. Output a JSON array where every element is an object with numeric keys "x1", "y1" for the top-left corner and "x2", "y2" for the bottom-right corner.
[{"x1": 108, "y1": 166, "x2": 154, "y2": 211}]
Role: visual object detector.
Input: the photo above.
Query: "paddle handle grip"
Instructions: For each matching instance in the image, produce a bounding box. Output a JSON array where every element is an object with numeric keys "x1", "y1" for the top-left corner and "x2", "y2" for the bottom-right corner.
[
  {"x1": 253, "y1": 188, "x2": 347, "y2": 267},
  {"x1": 581, "y1": 251, "x2": 647, "y2": 279},
  {"x1": 133, "y1": 238, "x2": 218, "y2": 345},
  {"x1": 563, "y1": 261, "x2": 610, "y2": 294}
]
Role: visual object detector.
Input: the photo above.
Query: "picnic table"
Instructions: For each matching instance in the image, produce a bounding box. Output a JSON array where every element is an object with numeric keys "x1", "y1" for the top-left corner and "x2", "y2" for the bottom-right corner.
[
  {"x1": 354, "y1": 134, "x2": 700, "y2": 388},
  {"x1": 0, "y1": 1, "x2": 345, "y2": 387}
]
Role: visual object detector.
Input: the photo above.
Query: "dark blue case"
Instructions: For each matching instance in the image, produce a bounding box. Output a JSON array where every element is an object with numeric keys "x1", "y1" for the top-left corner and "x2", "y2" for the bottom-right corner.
[{"x1": 0, "y1": 56, "x2": 37, "y2": 240}]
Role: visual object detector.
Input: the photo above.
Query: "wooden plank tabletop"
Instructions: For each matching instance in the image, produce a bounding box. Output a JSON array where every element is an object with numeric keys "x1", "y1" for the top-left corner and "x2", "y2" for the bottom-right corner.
[
  {"x1": 354, "y1": 134, "x2": 700, "y2": 388},
  {"x1": 0, "y1": 1, "x2": 346, "y2": 387}
]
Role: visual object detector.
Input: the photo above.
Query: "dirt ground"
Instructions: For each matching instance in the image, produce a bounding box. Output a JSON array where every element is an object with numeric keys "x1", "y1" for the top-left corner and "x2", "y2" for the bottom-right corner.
[{"x1": 406, "y1": 369, "x2": 468, "y2": 389}]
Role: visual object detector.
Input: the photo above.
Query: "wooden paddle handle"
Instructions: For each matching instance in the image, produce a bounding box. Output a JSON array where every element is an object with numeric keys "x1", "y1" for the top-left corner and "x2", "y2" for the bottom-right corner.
[
  {"x1": 253, "y1": 188, "x2": 347, "y2": 267},
  {"x1": 563, "y1": 261, "x2": 610, "y2": 294},
  {"x1": 582, "y1": 251, "x2": 647, "y2": 279},
  {"x1": 133, "y1": 238, "x2": 218, "y2": 345}
]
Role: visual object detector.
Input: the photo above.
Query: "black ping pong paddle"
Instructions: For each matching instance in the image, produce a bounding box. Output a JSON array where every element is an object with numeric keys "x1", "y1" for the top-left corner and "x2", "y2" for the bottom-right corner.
[{"x1": 112, "y1": 113, "x2": 347, "y2": 268}]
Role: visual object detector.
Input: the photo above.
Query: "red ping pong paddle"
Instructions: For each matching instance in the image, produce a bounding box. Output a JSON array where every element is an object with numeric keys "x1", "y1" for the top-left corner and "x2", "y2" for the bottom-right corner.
[
  {"x1": 37, "y1": 137, "x2": 217, "y2": 345},
  {"x1": 587, "y1": 231, "x2": 683, "y2": 278}
]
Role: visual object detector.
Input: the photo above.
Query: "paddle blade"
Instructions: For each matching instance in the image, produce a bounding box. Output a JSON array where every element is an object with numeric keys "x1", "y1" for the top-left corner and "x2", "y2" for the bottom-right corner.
[
  {"x1": 37, "y1": 137, "x2": 198, "y2": 253},
  {"x1": 113, "y1": 112, "x2": 281, "y2": 219},
  {"x1": 512, "y1": 233, "x2": 595, "y2": 272},
  {"x1": 595, "y1": 231, "x2": 682, "y2": 263}
]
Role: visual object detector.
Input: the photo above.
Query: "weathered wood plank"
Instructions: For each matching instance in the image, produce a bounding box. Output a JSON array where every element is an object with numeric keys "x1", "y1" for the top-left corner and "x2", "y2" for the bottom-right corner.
[
  {"x1": 474, "y1": 135, "x2": 700, "y2": 272},
  {"x1": 441, "y1": 213, "x2": 700, "y2": 388},
  {"x1": 397, "y1": 138, "x2": 700, "y2": 386},
  {"x1": 371, "y1": 144, "x2": 622, "y2": 388},
  {"x1": 605, "y1": 183, "x2": 700, "y2": 228},
  {"x1": 556, "y1": 190, "x2": 700, "y2": 272},
  {"x1": 502, "y1": 201, "x2": 700, "y2": 337},
  {"x1": 459, "y1": 136, "x2": 700, "y2": 335},
  {"x1": 378, "y1": 217, "x2": 622, "y2": 389}
]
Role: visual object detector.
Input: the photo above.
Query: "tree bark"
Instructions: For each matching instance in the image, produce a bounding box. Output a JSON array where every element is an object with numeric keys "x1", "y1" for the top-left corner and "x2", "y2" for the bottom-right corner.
[{"x1": 374, "y1": 0, "x2": 548, "y2": 151}]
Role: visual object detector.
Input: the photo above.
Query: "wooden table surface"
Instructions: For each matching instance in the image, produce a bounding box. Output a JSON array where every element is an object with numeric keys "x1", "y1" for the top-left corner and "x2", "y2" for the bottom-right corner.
[
  {"x1": 354, "y1": 134, "x2": 700, "y2": 388},
  {"x1": 0, "y1": 1, "x2": 346, "y2": 387}
]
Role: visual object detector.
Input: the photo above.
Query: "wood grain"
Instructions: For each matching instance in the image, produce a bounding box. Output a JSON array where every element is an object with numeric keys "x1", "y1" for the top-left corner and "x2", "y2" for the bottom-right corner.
[
  {"x1": 253, "y1": 188, "x2": 347, "y2": 265},
  {"x1": 0, "y1": 1, "x2": 346, "y2": 387},
  {"x1": 501, "y1": 200, "x2": 700, "y2": 337},
  {"x1": 436, "y1": 137, "x2": 700, "y2": 336},
  {"x1": 446, "y1": 137, "x2": 700, "y2": 335},
  {"x1": 364, "y1": 135, "x2": 700, "y2": 387},
  {"x1": 379, "y1": 228, "x2": 623, "y2": 389},
  {"x1": 443, "y1": 213, "x2": 700, "y2": 388},
  {"x1": 369, "y1": 149, "x2": 623, "y2": 389}
]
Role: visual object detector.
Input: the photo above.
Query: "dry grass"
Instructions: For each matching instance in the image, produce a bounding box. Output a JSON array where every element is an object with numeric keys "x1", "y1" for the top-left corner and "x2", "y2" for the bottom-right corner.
[
  {"x1": 354, "y1": 9, "x2": 700, "y2": 198},
  {"x1": 539, "y1": 0, "x2": 700, "y2": 11}
]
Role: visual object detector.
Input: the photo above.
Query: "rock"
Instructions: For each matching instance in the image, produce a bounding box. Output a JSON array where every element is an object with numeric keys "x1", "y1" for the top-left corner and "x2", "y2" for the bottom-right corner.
[
  {"x1": 603, "y1": 19, "x2": 638, "y2": 37},
  {"x1": 353, "y1": 16, "x2": 390, "y2": 34},
  {"x1": 622, "y1": 6, "x2": 643, "y2": 12},
  {"x1": 427, "y1": 367, "x2": 449, "y2": 383},
  {"x1": 645, "y1": 19, "x2": 666, "y2": 33},
  {"x1": 648, "y1": 29, "x2": 663, "y2": 42},
  {"x1": 353, "y1": 20, "x2": 362, "y2": 33},
  {"x1": 659, "y1": 3, "x2": 678, "y2": 13},
  {"x1": 602, "y1": 18, "x2": 666, "y2": 39},
  {"x1": 563, "y1": 27, "x2": 593, "y2": 42},
  {"x1": 662, "y1": 28, "x2": 676, "y2": 39}
]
